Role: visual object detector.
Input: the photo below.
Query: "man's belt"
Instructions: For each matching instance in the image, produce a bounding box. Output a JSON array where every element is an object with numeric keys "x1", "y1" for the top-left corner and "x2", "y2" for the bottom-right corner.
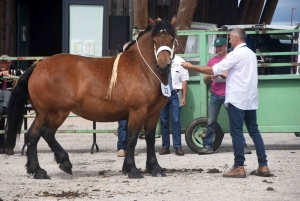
[{"x1": 171, "y1": 89, "x2": 180, "y2": 94}]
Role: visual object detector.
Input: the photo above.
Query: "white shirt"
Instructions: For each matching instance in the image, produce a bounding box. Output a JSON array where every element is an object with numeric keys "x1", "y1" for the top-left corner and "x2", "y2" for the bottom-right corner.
[
  {"x1": 171, "y1": 55, "x2": 189, "y2": 89},
  {"x1": 212, "y1": 43, "x2": 258, "y2": 110}
]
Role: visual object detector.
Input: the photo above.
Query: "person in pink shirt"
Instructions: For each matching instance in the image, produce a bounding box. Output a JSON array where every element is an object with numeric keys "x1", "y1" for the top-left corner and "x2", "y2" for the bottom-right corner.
[{"x1": 198, "y1": 38, "x2": 251, "y2": 155}]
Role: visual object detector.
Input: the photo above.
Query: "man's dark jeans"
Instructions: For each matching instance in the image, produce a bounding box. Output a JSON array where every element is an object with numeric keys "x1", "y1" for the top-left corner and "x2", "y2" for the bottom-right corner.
[{"x1": 227, "y1": 103, "x2": 268, "y2": 167}]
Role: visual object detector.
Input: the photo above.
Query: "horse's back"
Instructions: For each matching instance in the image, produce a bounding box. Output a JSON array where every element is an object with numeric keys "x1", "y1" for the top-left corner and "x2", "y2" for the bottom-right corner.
[{"x1": 28, "y1": 54, "x2": 115, "y2": 113}]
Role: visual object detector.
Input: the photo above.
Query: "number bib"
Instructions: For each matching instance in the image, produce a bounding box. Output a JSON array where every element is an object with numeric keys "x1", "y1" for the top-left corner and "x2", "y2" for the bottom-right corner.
[{"x1": 161, "y1": 83, "x2": 171, "y2": 97}]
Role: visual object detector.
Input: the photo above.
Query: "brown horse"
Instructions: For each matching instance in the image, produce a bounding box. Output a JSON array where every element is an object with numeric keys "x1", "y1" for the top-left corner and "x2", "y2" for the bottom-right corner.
[{"x1": 5, "y1": 17, "x2": 177, "y2": 179}]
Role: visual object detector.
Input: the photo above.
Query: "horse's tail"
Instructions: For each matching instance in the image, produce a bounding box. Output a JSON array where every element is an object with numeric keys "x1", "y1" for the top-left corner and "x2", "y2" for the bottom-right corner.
[{"x1": 5, "y1": 63, "x2": 37, "y2": 150}]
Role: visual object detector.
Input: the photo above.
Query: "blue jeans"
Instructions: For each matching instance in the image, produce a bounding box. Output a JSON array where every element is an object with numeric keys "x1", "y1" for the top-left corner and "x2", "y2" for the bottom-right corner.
[
  {"x1": 160, "y1": 92, "x2": 181, "y2": 149},
  {"x1": 227, "y1": 103, "x2": 268, "y2": 167},
  {"x1": 204, "y1": 93, "x2": 247, "y2": 149},
  {"x1": 203, "y1": 93, "x2": 226, "y2": 148},
  {"x1": 117, "y1": 120, "x2": 128, "y2": 150}
]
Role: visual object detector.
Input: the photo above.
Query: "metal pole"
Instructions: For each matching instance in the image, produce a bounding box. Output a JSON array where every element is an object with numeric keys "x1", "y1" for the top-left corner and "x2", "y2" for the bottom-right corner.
[{"x1": 291, "y1": 8, "x2": 296, "y2": 26}]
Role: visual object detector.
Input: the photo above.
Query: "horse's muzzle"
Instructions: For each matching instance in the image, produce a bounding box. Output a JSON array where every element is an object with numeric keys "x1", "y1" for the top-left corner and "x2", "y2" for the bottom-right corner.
[{"x1": 156, "y1": 63, "x2": 171, "y2": 74}]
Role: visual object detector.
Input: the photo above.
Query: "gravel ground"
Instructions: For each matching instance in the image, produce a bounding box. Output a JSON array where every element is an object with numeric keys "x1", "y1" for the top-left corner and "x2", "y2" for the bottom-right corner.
[{"x1": 0, "y1": 117, "x2": 300, "y2": 201}]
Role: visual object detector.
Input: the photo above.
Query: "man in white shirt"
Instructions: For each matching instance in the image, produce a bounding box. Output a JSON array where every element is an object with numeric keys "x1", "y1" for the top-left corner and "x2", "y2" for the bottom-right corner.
[
  {"x1": 182, "y1": 28, "x2": 271, "y2": 178},
  {"x1": 159, "y1": 55, "x2": 189, "y2": 156}
]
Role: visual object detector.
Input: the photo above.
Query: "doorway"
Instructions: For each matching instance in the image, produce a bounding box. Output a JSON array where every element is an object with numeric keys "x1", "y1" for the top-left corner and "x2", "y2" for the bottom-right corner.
[{"x1": 17, "y1": 0, "x2": 62, "y2": 69}]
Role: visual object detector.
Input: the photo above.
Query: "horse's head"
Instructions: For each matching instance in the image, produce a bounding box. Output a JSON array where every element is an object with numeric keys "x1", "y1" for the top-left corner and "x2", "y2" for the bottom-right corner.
[{"x1": 149, "y1": 17, "x2": 177, "y2": 75}]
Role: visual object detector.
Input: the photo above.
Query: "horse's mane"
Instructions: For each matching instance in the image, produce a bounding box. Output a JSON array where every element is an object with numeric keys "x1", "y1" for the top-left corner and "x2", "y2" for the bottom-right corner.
[{"x1": 123, "y1": 19, "x2": 176, "y2": 52}]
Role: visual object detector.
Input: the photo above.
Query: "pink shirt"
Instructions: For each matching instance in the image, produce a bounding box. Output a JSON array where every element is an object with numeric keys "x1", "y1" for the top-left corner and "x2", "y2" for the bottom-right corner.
[{"x1": 207, "y1": 56, "x2": 226, "y2": 96}]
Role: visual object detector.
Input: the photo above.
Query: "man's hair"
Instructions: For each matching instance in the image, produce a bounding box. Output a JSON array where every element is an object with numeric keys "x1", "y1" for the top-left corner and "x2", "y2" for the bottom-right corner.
[{"x1": 231, "y1": 28, "x2": 247, "y2": 42}]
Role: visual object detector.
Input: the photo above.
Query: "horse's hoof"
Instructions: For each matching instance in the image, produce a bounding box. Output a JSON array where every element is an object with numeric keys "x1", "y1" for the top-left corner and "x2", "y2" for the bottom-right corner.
[
  {"x1": 128, "y1": 172, "x2": 144, "y2": 179},
  {"x1": 152, "y1": 172, "x2": 167, "y2": 177},
  {"x1": 59, "y1": 164, "x2": 73, "y2": 175},
  {"x1": 34, "y1": 172, "x2": 51, "y2": 179}
]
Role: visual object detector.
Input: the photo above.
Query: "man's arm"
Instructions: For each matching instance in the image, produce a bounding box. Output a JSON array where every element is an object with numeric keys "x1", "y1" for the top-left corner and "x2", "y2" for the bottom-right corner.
[
  {"x1": 181, "y1": 80, "x2": 187, "y2": 106},
  {"x1": 182, "y1": 62, "x2": 214, "y2": 75}
]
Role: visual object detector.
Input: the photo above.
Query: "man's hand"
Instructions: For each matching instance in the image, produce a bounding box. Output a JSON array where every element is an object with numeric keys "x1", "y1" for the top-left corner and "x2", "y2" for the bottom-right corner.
[
  {"x1": 2, "y1": 70, "x2": 11, "y2": 77},
  {"x1": 181, "y1": 62, "x2": 193, "y2": 70},
  {"x1": 219, "y1": 72, "x2": 227, "y2": 79},
  {"x1": 181, "y1": 98, "x2": 186, "y2": 106}
]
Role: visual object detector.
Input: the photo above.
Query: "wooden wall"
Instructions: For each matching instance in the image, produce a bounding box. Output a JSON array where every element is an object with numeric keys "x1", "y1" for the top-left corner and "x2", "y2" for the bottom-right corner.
[
  {"x1": 0, "y1": 0, "x2": 16, "y2": 56},
  {"x1": 0, "y1": 0, "x2": 279, "y2": 57},
  {"x1": 154, "y1": 0, "x2": 238, "y2": 27}
]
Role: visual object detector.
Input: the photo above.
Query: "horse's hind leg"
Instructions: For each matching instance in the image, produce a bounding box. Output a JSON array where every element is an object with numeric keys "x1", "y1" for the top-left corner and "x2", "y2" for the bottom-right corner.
[
  {"x1": 40, "y1": 113, "x2": 73, "y2": 175},
  {"x1": 26, "y1": 120, "x2": 50, "y2": 179},
  {"x1": 144, "y1": 112, "x2": 166, "y2": 177},
  {"x1": 26, "y1": 112, "x2": 71, "y2": 179}
]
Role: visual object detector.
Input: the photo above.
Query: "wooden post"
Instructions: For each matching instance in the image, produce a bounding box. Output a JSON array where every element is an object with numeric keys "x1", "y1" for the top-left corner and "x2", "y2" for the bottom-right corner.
[
  {"x1": 175, "y1": 0, "x2": 197, "y2": 54},
  {"x1": 134, "y1": 0, "x2": 148, "y2": 29}
]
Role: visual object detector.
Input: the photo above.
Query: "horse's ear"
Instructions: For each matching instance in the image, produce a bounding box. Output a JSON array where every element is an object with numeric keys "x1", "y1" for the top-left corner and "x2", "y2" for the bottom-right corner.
[
  {"x1": 171, "y1": 16, "x2": 176, "y2": 26},
  {"x1": 149, "y1": 17, "x2": 155, "y2": 26}
]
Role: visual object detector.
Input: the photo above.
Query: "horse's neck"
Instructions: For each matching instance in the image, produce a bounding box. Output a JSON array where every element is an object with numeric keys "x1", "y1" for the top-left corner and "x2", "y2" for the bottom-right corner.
[
  {"x1": 133, "y1": 36, "x2": 168, "y2": 85},
  {"x1": 136, "y1": 35, "x2": 156, "y2": 62}
]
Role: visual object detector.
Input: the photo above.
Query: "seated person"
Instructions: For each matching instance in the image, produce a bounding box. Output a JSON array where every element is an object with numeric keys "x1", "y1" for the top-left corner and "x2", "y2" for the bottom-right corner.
[{"x1": 0, "y1": 54, "x2": 24, "y2": 155}]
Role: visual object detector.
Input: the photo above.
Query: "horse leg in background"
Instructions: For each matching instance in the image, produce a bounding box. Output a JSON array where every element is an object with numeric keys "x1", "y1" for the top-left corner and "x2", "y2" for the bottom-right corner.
[
  {"x1": 144, "y1": 112, "x2": 166, "y2": 177},
  {"x1": 122, "y1": 115, "x2": 144, "y2": 178},
  {"x1": 40, "y1": 113, "x2": 72, "y2": 176}
]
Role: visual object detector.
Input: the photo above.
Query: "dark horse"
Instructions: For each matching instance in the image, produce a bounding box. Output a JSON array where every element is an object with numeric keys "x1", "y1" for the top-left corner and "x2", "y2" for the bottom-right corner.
[{"x1": 5, "y1": 17, "x2": 177, "y2": 179}]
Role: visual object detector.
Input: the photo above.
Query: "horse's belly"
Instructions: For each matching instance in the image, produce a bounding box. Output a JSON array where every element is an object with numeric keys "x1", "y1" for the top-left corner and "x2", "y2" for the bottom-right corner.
[{"x1": 71, "y1": 100, "x2": 128, "y2": 122}]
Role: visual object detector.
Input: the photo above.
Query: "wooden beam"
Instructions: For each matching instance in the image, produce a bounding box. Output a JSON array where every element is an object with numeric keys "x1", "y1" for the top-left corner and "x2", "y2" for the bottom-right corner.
[
  {"x1": 134, "y1": 0, "x2": 148, "y2": 29},
  {"x1": 259, "y1": 0, "x2": 278, "y2": 25},
  {"x1": 175, "y1": 0, "x2": 197, "y2": 54},
  {"x1": 243, "y1": 0, "x2": 265, "y2": 24},
  {"x1": 237, "y1": 0, "x2": 251, "y2": 24}
]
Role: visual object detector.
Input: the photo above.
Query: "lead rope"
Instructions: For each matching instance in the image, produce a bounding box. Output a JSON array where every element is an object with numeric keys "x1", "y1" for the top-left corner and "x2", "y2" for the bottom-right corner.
[{"x1": 136, "y1": 40, "x2": 163, "y2": 83}]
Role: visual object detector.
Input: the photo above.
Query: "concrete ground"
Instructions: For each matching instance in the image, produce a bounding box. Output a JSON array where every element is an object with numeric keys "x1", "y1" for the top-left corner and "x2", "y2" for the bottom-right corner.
[{"x1": 0, "y1": 116, "x2": 300, "y2": 201}]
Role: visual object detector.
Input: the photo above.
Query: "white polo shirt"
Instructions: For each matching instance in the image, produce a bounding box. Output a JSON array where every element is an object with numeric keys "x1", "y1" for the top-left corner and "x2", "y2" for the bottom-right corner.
[
  {"x1": 212, "y1": 43, "x2": 258, "y2": 110},
  {"x1": 171, "y1": 55, "x2": 189, "y2": 90}
]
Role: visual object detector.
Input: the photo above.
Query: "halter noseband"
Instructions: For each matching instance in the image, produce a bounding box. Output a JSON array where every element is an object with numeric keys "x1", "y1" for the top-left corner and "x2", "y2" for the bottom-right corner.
[{"x1": 153, "y1": 30, "x2": 177, "y2": 62}]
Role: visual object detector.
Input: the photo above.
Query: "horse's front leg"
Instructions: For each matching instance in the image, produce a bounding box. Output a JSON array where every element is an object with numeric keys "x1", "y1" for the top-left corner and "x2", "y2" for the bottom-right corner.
[
  {"x1": 122, "y1": 116, "x2": 143, "y2": 178},
  {"x1": 145, "y1": 112, "x2": 166, "y2": 177}
]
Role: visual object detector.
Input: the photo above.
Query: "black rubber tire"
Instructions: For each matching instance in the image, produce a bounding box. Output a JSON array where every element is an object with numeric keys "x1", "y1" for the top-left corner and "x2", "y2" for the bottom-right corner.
[{"x1": 185, "y1": 117, "x2": 224, "y2": 153}]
